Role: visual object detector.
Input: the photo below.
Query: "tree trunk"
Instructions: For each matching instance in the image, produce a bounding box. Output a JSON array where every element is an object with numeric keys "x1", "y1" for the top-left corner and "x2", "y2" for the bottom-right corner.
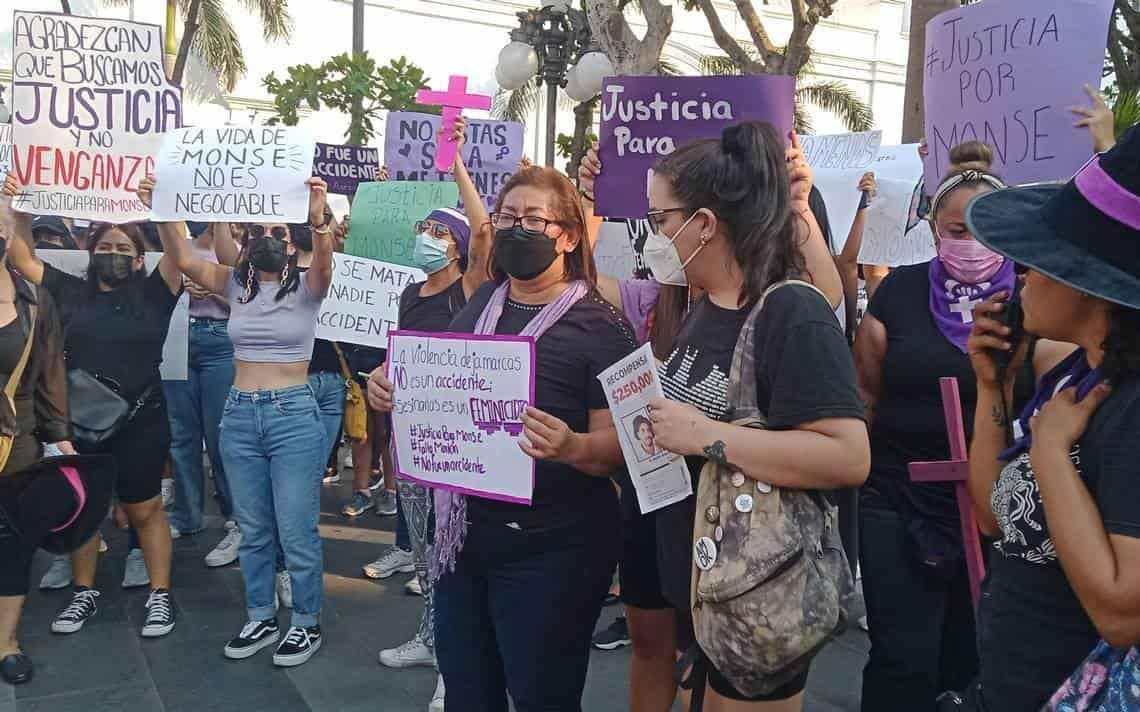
[
  {"x1": 901, "y1": 0, "x2": 962, "y2": 142},
  {"x1": 171, "y1": 0, "x2": 203, "y2": 87},
  {"x1": 585, "y1": 0, "x2": 672, "y2": 76},
  {"x1": 568, "y1": 99, "x2": 596, "y2": 179}
]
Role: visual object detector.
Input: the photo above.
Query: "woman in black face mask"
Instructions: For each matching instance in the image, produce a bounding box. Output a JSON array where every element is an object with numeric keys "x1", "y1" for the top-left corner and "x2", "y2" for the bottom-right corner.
[
  {"x1": 368, "y1": 165, "x2": 635, "y2": 710},
  {"x1": 1, "y1": 175, "x2": 186, "y2": 642}
]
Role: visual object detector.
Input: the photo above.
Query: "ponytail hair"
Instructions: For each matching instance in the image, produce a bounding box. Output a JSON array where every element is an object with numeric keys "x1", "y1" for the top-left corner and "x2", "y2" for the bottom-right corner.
[{"x1": 653, "y1": 121, "x2": 803, "y2": 307}]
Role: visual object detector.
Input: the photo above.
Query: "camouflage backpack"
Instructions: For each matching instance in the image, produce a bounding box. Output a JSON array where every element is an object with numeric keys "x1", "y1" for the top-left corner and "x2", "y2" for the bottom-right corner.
[{"x1": 690, "y1": 281, "x2": 855, "y2": 697}]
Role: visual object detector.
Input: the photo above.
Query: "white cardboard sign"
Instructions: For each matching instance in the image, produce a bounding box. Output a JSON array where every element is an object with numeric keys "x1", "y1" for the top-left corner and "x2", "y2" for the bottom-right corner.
[{"x1": 315, "y1": 254, "x2": 425, "y2": 349}]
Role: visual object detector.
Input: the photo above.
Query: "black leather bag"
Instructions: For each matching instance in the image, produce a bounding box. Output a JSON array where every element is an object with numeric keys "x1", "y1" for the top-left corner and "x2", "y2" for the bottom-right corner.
[{"x1": 66, "y1": 370, "x2": 153, "y2": 448}]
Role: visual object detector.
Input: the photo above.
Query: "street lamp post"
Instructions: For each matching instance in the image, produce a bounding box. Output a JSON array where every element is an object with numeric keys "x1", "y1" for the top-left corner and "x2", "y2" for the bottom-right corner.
[{"x1": 495, "y1": 2, "x2": 595, "y2": 167}]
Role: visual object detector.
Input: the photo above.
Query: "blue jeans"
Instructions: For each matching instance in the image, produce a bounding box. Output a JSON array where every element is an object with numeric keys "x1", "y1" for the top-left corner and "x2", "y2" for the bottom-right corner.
[
  {"x1": 220, "y1": 384, "x2": 325, "y2": 628},
  {"x1": 164, "y1": 318, "x2": 236, "y2": 530},
  {"x1": 307, "y1": 371, "x2": 346, "y2": 472}
]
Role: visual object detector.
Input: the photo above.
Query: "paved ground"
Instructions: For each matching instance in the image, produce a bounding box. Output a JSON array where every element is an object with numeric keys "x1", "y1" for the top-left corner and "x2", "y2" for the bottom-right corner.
[{"x1": 2, "y1": 464, "x2": 867, "y2": 712}]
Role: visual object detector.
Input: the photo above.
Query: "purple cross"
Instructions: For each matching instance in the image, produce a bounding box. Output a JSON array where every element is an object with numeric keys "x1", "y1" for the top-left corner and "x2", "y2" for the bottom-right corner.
[
  {"x1": 908, "y1": 377, "x2": 986, "y2": 607},
  {"x1": 416, "y1": 76, "x2": 493, "y2": 173}
]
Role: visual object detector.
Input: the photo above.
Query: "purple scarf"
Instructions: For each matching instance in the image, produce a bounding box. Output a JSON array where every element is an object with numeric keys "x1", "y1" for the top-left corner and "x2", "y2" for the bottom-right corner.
[
  {"x1": 431, "y1": 280, "x2": 590, "y2": 580},
  {"x1": 928, "y1": 258, "x2": 1017, "y2": 353},
  {"x1": 1000, "y1": 349, "x2": 1104, "y2": 460}
]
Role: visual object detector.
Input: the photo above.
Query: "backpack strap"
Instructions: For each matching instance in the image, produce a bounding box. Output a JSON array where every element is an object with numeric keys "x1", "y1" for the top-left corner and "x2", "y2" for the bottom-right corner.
[{"x1": 5, "y1": 304, "x2": 37, "y2": 403}]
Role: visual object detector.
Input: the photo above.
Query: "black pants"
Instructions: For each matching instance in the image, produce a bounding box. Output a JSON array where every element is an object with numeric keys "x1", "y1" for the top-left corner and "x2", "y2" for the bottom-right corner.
[
  {"x1": 859, "y1": 497, "x2": 978, "y2": 712},
  {"x1": 434, "y1": 519, "x2": 616, "y2": 712},
  {"x1": 0, "y1": 472, "x2": 78, "y2": 596}
]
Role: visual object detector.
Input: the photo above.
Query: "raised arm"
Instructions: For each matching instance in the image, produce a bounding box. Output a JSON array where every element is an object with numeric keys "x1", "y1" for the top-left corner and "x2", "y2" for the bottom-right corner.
[
  {"x1": 137, "y1": 175, "x2": 231, "y2": 295},
  {"x1": 837, "y1": 173, "x2": 876, "y2": 329},
  {"x1": 1, "y1": 174, "x2": 46, "y2": 285},
  {"x1": 788, "y1": 134, "x2": 843, "y2": 310},
  {"x1": 447, "y1": 119, "x2": 493, "y2": 297},
  {"x1": 212, "y1": 223, "x2": 240, "y2": 266},
  {"x1": 577, "y1": 145, "x2": 629, "y2": 311},
  {"x1": 304, "y1": 177, "x2": 333, "y2": 298}
]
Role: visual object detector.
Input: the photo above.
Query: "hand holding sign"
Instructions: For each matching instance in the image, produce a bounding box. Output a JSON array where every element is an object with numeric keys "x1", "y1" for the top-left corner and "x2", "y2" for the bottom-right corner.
[
  {"x1": 415, "y1": 76, "x2": 493, "y2": 173},
  {"x1": 646, "y1": 397, "x2": 711, "y2": 457},
  {"x1": 786, "y1": 132, "x2": 814, "y2": 210},
  {"x1": 519, "y1": 407, "x2": 576, "y2": 462},
  {"x1": 1070, "y1": 85, "x2": 1116, "y2": 154}
]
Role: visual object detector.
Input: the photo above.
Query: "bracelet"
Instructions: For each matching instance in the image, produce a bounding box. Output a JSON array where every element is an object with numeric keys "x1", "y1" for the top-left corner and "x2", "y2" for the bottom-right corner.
[
  {"x1": 311, "y1": 223, "x2": 332, "y2": 235},
  {"x1": 579, "y1": 188, "x2": 595, "y2": 203}
]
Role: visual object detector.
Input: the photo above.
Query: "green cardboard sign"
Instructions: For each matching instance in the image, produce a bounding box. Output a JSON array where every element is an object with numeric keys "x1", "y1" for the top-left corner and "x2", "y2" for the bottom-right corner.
[{"x1": 346, "y1": 181, "x2": 460, "y2": 267}]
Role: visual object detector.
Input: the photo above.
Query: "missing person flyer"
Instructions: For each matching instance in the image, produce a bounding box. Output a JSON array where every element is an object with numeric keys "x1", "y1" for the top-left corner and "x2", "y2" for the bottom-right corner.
[{"x1": 599, "y1": 343, "x2": 692, "y2": 514}]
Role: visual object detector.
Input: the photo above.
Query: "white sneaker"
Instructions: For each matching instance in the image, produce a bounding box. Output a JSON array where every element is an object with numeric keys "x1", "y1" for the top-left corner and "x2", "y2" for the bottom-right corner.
[
  {"x1": 276, "y1": 571, "x2": 293, "y2": 609},
  {"x1": 39, "y1": 555, "x2": 73, "y2": 590},
  {"x1": 362, "y1": 547, "x2": 414, "y2": 580},
  {"x1": 428, "y1": 675, "x2": 445, "y2": 712},
  {"x1": 161, "y1": 479, "x2": 175, "y2": 508},
  {"x1": 169, "y1": 524, "x2": 182, "y2": 540},
  {"x1": 378, "y1": 635, "x2": 435, "y2": 669},
  {"x1": 405, "y1": 577, "x2": 423, "y2": 596},
  {"x1": 121, "y1": 548, "x2": 150, "y2": 589},
  {"x1": 344, "y1": 451, "x2": 354, "y2": 469},
  {"x1": 98, "y1": 535, "x2": 109, "y2": 554},
  {"x1": 205, "y1": 522, "x2": 241, "y2": 568}
]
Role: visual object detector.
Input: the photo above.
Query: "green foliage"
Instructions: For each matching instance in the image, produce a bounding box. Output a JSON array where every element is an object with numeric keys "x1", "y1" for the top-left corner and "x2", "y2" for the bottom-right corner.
[
  {"x1": 263, "y1": 53, "x2": 438, "y2": 146},
  {"x1": 557, "y1": 130, "x2": 598, "y2": 159},
  {"x1": 1114, "y1": 90, "x2": 1140, "y2": 136}
]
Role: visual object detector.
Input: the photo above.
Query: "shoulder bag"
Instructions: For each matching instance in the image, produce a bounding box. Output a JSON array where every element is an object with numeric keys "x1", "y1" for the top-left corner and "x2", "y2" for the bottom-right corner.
[
  {"x1": 333, "y1": 343, "x2": 368, "y2": 442},
  {"x1": 67, "y1": 370, "x2": 155, "y2": 448},
  {"x1": 0, "y1": 305, "x2": 38, "y2": 471},
  {"x1": 689, "y1": 280, "x2": 855, "y2": 698},
  {"x1": 1045, "y1": 641, "x2": 1140, "y2": 711}
]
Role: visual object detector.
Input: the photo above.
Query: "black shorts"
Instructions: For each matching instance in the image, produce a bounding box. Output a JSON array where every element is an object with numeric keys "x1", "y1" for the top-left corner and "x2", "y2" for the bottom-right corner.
[
  {"x1": 81, "y1": 399, "x2": 171, "y2": 505},
  {"x1": 619, "y1": 486, "x2": 670, "y2": 610}
]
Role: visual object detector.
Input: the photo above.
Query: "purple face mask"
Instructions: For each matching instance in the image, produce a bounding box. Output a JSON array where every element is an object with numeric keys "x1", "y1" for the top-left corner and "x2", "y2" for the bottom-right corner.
[{"x1": 937, "y1": 237, "x2": 1005, "y2": 284}]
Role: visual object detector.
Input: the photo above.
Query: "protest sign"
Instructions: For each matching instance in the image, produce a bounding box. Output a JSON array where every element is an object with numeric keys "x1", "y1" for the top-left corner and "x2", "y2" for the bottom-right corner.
[
  {"x1": 38, "y1": 250, "x2": 188, "y2": 380},
  {"x1": 385, "y1": 112, "x2": 524, "y2": 209},
  {"x1": 858, "y1": 145, "x2": 937, "y2": 267},
  {"x1": 600, "y1": 343, "x2": 692, "y2": 514},
  {"x1": 9, "y1": 12, "x2": 183, "y2": 223},
  {"x1": 801, "y1": 131, "x2": 883, "y2": 253},
  {"x1": 313, "y1": 143, "x2": 381, "y2": 196},
  {"x1": 388, "y1": 331, "x2": 536, "y2": 504},
  {"x1": 594, "y1": 220, "x2": 641, "y2": 280},
  {"x1": 315, "y1": 253, "x2": 425, "y2": 348},
  {"x1": 345, "y1": 180, "x2": 460, "y2": 268},
  {"x1": 150, "y1": 126, "x2": 315, "y2": 222},
  {"x1": 922, "y1": 0, "x2": 1115, "y2": 187},
  {"x1": 595, "y1": 75, "x2": 795, "y2": 218},
  {"x1": 415, "y1": 76, "x2": 493, "y2": 173},
  {"x1": 0, "y1": 125, "x2": 11, "y2": 177}
]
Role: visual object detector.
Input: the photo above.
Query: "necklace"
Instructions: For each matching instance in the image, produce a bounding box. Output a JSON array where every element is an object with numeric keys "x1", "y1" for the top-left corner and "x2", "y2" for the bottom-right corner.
[{"x1": 506, "y1": 299, "x2": 545, "y2": 313}]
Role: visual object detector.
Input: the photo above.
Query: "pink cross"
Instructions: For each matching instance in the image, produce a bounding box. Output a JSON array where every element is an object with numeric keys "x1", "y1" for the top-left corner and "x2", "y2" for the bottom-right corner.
[
  {"x1": 416, "y1": 75, "x2": 493, "y2": 173},
  {"x1": 908, "y1": 377, "x2": 987, "y2": 607}
]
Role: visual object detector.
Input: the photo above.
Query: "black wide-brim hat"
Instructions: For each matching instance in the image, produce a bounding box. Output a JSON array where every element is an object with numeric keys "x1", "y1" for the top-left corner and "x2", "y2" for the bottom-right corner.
[
  {"x1": 966, "y1": 125, "x2": 1140, "y2": 310},
  {"x1": 12, "y1": 455, "x2": 116, "y2": 555}
]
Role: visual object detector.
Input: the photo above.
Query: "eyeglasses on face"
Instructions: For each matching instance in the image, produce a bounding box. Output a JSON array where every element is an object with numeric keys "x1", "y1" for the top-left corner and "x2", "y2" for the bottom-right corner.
[
  {"x1": 645, "y1": 207, "x2": 689, "y2": 234},
  {"x1": 414, "y1": 221, "x2": 452, "y2": 239},
  {"x1": 248, "y1": 225, "x2": 289, "y2": 241},
  {"x1": 489, "y1": 212, "x2": 562, "y2": 236}
]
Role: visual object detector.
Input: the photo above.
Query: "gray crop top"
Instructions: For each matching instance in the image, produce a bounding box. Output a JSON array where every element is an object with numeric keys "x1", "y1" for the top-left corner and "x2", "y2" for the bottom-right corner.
[{"x1": 225, "y1": 274, "x2": 325, "y2": 363}]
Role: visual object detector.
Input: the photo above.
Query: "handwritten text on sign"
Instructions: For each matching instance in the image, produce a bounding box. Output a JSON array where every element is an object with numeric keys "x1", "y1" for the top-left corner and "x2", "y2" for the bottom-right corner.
[
  {"x1": 9, "y1": 12, "x2": 183, "y2": 223},
  {"x1": 0, "y1": 125, "x2": 11, "y2": 176},
  {"x1": 150, "y1": 126, "x2": 315, "y2": 222},
  {"x1": 315, "y1": 254, "x2": 425, "y2": 349},
  {"x1": 922, "y1": 0, "x2": 1115, "y2": 187},
  {"x1": 345, "y1": 180, "x2": 460, "y2": 268},
  {"x1": 385, "y1": 112, "x2": 523, "y2": 210},
  {"x1": 595, "y1": 75, "x2": 795, "y2": 218},
  {"x1": 800, "y1": 130, "x2": 883, "y2": 251},
  {"x1": 858, "y1": 145, "x2": 937, "y2": 267},
  {"x1": 388, "y1": 331, "x2": 536, "y2": 504},
  {"x1": 313, "y1": 143, "x2": 380, "y2": 196}
]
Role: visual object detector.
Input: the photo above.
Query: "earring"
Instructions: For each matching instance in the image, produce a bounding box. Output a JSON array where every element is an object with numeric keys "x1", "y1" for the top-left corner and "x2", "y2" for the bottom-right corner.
[
  {"x1": 281, "y1": 262, "x2": 290, "y2": 285},
  {"x1": 243, "y1": 266, "x2": 254, "y2": 302}
]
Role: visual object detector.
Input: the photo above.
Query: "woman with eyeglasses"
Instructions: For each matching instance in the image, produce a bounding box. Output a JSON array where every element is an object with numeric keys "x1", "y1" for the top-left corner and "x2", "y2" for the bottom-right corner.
[
  {"x1": 137, "y1": 174, "x2": 334, "y2": 668},
  {"x1": 369, "y1": 164, "x2": 635, "y2": 711}
]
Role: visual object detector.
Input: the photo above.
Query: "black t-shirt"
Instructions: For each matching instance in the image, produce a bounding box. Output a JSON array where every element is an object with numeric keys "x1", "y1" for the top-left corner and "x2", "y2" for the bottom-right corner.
[
  {"x1": 979, "y1": 372, "x2": 1140, "y2": 710},
  {"x1": 655, "y1": 284, "x2": 865, "y2": 608},
  {"x1": 43, "y1": 263, "x2": 179, "y2": 400},
  {"x1": 867, "y1": 263, "x2": 979, "y2": 535},
  {"x1": 448, "y1": 281, "x2": 637, "y2": 531},
  {"x1": 399, "y1": 278, "x2": 468, "y2": 333}
]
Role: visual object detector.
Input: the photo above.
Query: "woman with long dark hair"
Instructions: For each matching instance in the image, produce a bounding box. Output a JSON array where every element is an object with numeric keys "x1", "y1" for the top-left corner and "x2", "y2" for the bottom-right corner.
[
  {"x1": 369, "y1": 165, "x2": 635, "y2": 710},
  {"x1": 138, "y1": 174, "x2": 334, "y2": 668},
  {"x1": 3, "y1": 175, "x2": 185, "y2": 641}
]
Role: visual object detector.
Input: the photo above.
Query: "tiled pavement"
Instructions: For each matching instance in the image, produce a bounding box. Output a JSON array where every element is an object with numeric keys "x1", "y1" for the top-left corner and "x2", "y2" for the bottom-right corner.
[{"x1": 3, "y1": 473, "x2": 866, "y2": 712}]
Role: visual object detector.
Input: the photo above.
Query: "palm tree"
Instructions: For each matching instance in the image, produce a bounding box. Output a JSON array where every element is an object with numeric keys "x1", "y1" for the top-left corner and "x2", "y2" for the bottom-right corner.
[
  {"x1": 103, "y1": 0, "x2": 292, "y2": 90},
  {"x1": 698, "y1": 55, "x2": 874, "y2": 134}
]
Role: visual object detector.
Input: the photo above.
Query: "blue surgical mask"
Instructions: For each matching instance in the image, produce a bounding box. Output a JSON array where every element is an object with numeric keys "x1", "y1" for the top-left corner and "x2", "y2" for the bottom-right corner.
[{"x1": 413, "y1": 232, "x2": 453, "y2": 274}]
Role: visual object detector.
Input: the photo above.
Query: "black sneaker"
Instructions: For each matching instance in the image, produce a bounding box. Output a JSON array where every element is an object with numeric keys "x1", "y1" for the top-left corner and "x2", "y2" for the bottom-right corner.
[
  {"x1": 592, "y1": 617, "x2": 631, "y2": 651},
  {"x1": 141, "y1": 589, "x2": 176, "y2": 638},
  {"x1": 224, "y1": 619, "x2": 280, "y2": 660},
  {"x1": 51, "y1": 588, "x2": 100, "y2": 634},
  {"x1": 273, "y1": 625, "x2": 322, "y2": 667}
]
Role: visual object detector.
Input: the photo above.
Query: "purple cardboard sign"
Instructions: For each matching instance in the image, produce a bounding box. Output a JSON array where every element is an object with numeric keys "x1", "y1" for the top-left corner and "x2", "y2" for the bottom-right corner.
[
  {"x1": 595, "y1": 75, "x2": 795, "y2": 218},
  {"x1": 313, "y1": 143, "x2": 380, "y2": 196},
  {"x1": 385, "y1": 112, "x2": 524, "y2": 210},
  {"x1": 922, "y1": 0, "x2": 1115, "y2": 188},
  {"x1": 386, "y1": 330, "x2": 537, "y2": 504}
]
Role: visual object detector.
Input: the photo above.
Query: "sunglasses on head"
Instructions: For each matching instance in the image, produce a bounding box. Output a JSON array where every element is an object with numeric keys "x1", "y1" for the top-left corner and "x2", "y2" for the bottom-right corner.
[
  {"x1": 415, "y1": 221, "x2": 452, "y2": 239},
  {"x1": 248, "y1": 225, "x2": 289, "y2": 241}
]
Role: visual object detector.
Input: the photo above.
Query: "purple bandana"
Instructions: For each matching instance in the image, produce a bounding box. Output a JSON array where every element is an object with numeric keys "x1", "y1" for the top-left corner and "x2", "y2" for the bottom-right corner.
[
  {"x1": 1000, "y1": 349, "x2": 1104, "y2": 461},
  {"x1": 928, "y1": 258, "x2": 1017, "y2": 353},
  {"x1": 431, "y1": 280, "x2": 590, "y2": 580}
]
